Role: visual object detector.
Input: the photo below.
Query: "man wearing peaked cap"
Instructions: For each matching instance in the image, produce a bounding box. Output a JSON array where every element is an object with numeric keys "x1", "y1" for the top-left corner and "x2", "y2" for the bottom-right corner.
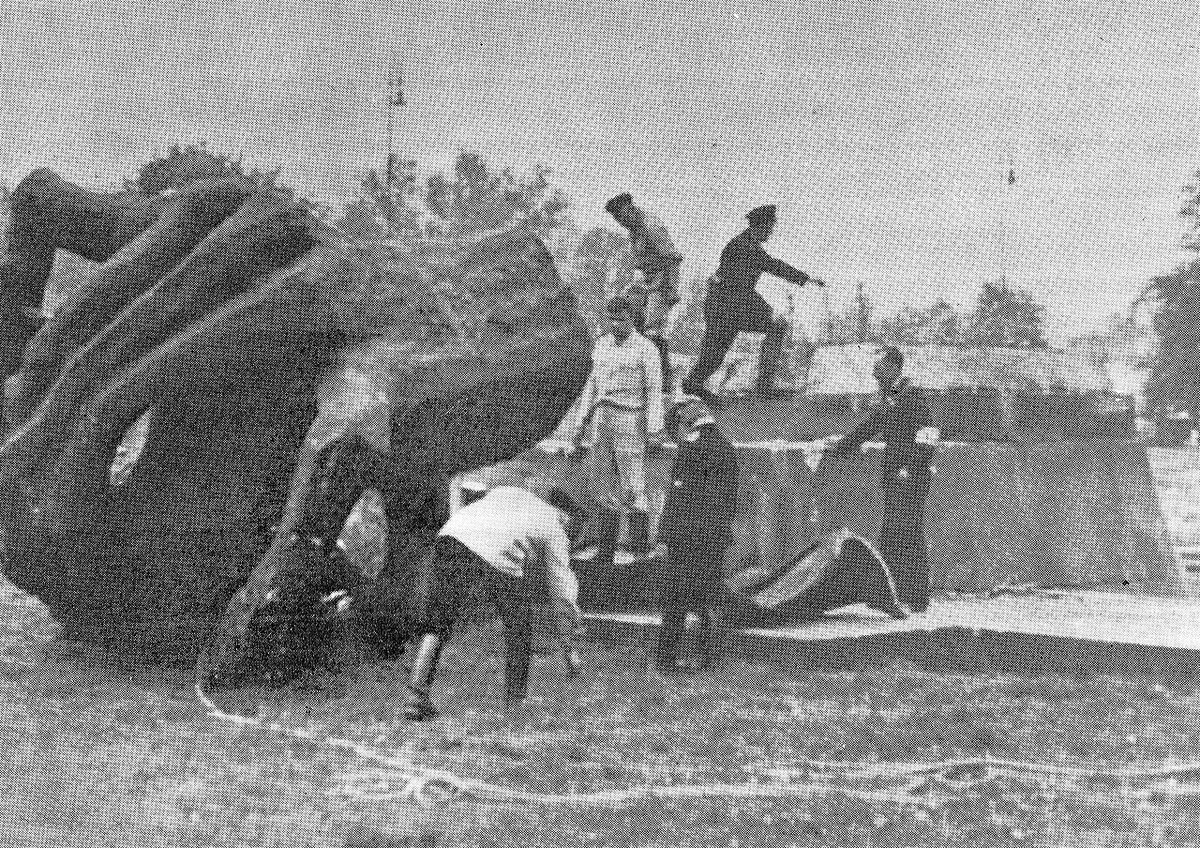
[
  {"x1": 682, "y1": 204, "x2": 826, "y2": 401},
  {"x1": 655, "y1": 396, "x2": 739, "y2": 673},
  {"x1": 745, "y1": 204, "x2": 776, "y2": 224},
  {"x1": 828, "y1": 346, "x2": 935, "y2": 613}
]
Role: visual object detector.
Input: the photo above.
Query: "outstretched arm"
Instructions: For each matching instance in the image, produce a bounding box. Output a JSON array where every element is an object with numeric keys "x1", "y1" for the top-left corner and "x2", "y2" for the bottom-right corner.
[
  {"x1": 752, "y1": 241, "x2": 809, "y2": 286},
  {"x1": 833, "y1": 405, "x2": 886, "y2": 456}
]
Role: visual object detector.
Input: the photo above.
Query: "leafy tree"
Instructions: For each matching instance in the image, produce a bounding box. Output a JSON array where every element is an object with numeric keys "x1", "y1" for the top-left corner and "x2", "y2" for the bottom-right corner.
[
  {"x1": 822, "y1": 281, "x2": 880, "y2": 345},
  {"x1": 1144, "y1": 260, "x2": 1200, "y2": 420},
  {"x1": 965, "y1": 279, "x2": 1048, "y2": 349},
  {"x1": 878, "y1": 296, "x2": 966, "y2": 346},
  {"x1": 1144, "y1": 173, "x2": 1200, "y2": 419},
  {"x1": 337, "y1": 151, "x2": 571, "y2": 252},
  {"x1": 570, "y1": 225, "x2": 633, "y2": 322},
  {"x1": 424, "y1": 152, "x2": 569, "y2": 244},
  {"x1": 338, "y1": 159, "x2": 424, "y2": 245},
  {"x1": 127, "y1": 143, "x2": 285, "y2": 196}
]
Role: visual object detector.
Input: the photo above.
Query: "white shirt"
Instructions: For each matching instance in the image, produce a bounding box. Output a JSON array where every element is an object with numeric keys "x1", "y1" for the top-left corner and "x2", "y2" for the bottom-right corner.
[
  {"x1": 439, "y1": 487, "x2": 578, "y2": 605},
  {"x1": 575, "y1": 330, "x2": 665, "y2": 434}
]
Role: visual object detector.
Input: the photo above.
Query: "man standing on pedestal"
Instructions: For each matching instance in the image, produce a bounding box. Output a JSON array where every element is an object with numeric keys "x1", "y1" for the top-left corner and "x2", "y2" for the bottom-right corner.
[
  {"x1": 682, "y1": 204, "x2": 823, "y2": 401},
  {"x1": 571, "y1": 295, "x2": 666, "y2": 566},
  {"x1": 828, "y1": 346, "x2": 936, "y2": 612},
  {"x1": 604, "y1": 193, "x2": 682, "y2": 388}
]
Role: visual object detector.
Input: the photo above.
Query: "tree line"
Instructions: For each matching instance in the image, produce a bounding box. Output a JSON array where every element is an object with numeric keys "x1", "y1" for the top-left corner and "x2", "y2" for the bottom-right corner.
[{"x1": 2, "y1": 144, "x2": 1196, "y2": 417}]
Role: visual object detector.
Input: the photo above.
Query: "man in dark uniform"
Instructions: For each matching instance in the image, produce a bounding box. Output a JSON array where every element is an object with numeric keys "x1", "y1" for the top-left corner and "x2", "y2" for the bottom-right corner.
[
  {"x1": 682, "y1": 204, "x2": 823, "y2": 400},
  {"x1": 829, "y1": 346, "x2": 936, "y2": 612},
  {"x1": 655, "y1": 396, "x2": 740, "y2": 673}
]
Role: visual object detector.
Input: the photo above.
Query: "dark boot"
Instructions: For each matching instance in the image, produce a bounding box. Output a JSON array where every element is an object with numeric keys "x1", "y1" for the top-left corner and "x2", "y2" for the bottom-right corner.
[
  {"x1": 404, "y1": 633, "x2": 444, "y2": 721},
  {"x1": 698, "y1": 608, "x2": 726, "y2": 670},
  {"x1": 595, "y1": 507, "x2": 621, "y2": 568},
  {"x1": 657, "y1": 608, "x2": 686, "y2": 674},
  {"x1": 755, "y1": 323, "x2": 787, "y2": 396},
  {"x1": 627, "y1": 510, "x2": 651, "y2": 557}
]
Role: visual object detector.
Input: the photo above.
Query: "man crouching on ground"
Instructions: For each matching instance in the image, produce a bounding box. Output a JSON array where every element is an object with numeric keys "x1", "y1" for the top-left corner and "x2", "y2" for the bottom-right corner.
[{"x1": 403, "y1": 485, "x2": 588, "y2": 720}]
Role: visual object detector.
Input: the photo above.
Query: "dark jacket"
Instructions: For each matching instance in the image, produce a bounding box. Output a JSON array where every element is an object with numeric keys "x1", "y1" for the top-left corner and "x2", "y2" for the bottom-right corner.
[
  {"x1": 835, "y1": 377, "x2": 934, "y2": 480},
  {"x1": 711, "y1": 230, "x2": 807, "y2": 299},
  {"x1": 658, "y1": 423, "x2": 740, "y2": 549}
]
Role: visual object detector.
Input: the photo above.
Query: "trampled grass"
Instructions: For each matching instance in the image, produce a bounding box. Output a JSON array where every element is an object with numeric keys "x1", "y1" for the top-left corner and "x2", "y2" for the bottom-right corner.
[{"x1": 1, "y1": 577, "x2": 1199, "y2": 848}]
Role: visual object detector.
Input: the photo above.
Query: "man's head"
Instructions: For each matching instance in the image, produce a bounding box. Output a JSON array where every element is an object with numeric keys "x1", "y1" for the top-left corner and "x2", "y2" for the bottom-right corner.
[
  {"x1": 606, "y1": 295, "x2": 635, "y2": 340},
  {"x1": 674, "y1": 396, "x2": 714, "y2": 441},
  {"x1": 605, "y1": 192, "x2": 639, "y2": 231},
  {"x1": 874, "y1": 345, "x2": 904, "y2": 389},
  {"x1": 746, "y1": 204, "x2": 777, "y2": 242}
]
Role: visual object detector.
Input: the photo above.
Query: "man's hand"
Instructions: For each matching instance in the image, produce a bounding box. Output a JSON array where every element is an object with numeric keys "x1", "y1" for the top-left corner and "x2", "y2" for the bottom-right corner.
[
  {"x1": 564, "y1": 646, "x2": 582, "y2": 678},
  {"x1": 824, "y1": 435, "x2": 852, "y2": 457},
  {"x1": 647, "y1": 429, "x2": 669, "y2": 450},
  {"x1": 502, "y1": 538, "x2": 532, "y2": 571}
]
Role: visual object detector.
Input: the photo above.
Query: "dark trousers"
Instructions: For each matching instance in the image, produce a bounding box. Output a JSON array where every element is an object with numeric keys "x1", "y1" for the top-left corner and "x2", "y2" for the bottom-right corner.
[
  {"x1": 657, "y1": 538, "x2": 725, "y2": 667},
  {"x1": 684, "y1": 292, "x2": 783, "y2": 395},
  {"x1": 879, "y1": 472, "x2": 931, "y2": 612},
  {"x1": 413, "y1": 536, "x2": 533, "y2": 701}
]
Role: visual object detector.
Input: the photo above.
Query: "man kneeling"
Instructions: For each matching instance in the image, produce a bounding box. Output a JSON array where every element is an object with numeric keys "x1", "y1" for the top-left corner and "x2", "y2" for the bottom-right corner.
[{"x1": 404, "y1": 485, "x2": 587, "y2": 720}]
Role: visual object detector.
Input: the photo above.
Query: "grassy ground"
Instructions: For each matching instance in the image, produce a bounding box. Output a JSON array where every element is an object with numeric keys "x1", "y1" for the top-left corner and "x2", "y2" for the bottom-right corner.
[{"x1": 2, "y1": 578, "x2": 1200, "y2": 848}]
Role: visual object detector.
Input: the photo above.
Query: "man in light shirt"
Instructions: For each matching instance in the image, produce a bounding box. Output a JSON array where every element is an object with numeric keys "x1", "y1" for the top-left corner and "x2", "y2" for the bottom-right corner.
[
  {"x1": 605, "y1": 193, "x2": 683, "y2": 386},
  {"x1": 571, "y1": 295, "x2": 665, "y2": 564},
  {"x1": 403, "y1": 485, "x2": 588, "y2": 720}
]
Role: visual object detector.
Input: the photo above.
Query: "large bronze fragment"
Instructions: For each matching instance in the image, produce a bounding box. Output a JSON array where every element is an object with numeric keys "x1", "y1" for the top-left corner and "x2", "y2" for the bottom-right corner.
[{"x1": 0, "y1": 170, "x2": 590, "y2": 670}]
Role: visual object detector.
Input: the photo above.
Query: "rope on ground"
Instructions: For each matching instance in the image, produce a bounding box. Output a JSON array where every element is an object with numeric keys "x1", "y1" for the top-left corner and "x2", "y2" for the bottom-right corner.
[{"x1": 196, "y1": 683, "x2": 1200, "y2": 810}]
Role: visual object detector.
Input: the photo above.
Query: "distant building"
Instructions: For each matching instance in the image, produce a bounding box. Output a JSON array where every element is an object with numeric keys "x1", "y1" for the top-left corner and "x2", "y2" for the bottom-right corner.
[
  {"x1": 805, "y1": 343, "x2": 1113, "y2": 397},
  {"x1": 803, "y1": 343, "x2": 1131, "y2": 442}
]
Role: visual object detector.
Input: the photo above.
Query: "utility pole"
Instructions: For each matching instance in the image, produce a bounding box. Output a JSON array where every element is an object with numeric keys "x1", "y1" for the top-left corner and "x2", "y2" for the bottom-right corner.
[
  {"x1": 385, "y1": 62, "x2": 405, "y2": 190},
  {"x1": 999, "y1": 153, "x2": 1015, "y2": 289}
]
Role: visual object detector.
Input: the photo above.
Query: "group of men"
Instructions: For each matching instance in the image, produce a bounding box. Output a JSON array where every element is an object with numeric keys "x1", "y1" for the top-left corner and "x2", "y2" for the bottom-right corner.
[
  {"x1": 394, "y1": 195, "x2": 934, "y2": 718},
  {"x1": 601, "y1": 193, "x2": 825, "y2": 400}
]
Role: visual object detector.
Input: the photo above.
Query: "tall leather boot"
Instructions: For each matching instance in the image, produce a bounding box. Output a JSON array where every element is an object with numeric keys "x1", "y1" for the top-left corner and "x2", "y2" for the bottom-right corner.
[
  {"x1": 628, "y1": 509, "x2": 651, "y2": 557},
  {"x1": 699, "y1": 608, "x2": 726, "y2": 670},
  {"x1": 755, "y1": 323, "x2": 787, "y2": 397},
  {"x1": 595, "y1": 507, "x2": 621, "y2": 569},
  {"x1": 404, "y1": 633, "x2": 444, "y2": 721}
]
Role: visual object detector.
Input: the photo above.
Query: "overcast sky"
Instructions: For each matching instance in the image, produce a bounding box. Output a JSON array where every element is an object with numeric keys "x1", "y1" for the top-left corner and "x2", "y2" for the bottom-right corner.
[{"x1": 1, "y1": 0, "x2": 1196, "y2": 343}]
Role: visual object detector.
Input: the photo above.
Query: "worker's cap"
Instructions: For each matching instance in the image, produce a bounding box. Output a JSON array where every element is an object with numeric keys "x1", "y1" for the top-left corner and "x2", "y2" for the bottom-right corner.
[
  {"x1": 604, "y1": 192, "x2": 634, "y2": 216},
  {"x1": 745, "y1": 204, "x2": 777, "y2": 224},
  {"x1": 673, "y1": 394, "x2": 713, "y2": 426}
]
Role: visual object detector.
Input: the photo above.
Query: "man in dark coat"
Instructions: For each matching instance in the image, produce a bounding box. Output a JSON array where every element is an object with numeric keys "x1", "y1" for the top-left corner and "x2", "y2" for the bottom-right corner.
[
  {"x1": 682, "y1": 204, "x2": 824, "y2": 400},
  {"x1": 829, "y1": 346, "x2": 937, "y2": 612},
  {"x1": 655, "y1": 397, "x2": 740, "y2": 672}
]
